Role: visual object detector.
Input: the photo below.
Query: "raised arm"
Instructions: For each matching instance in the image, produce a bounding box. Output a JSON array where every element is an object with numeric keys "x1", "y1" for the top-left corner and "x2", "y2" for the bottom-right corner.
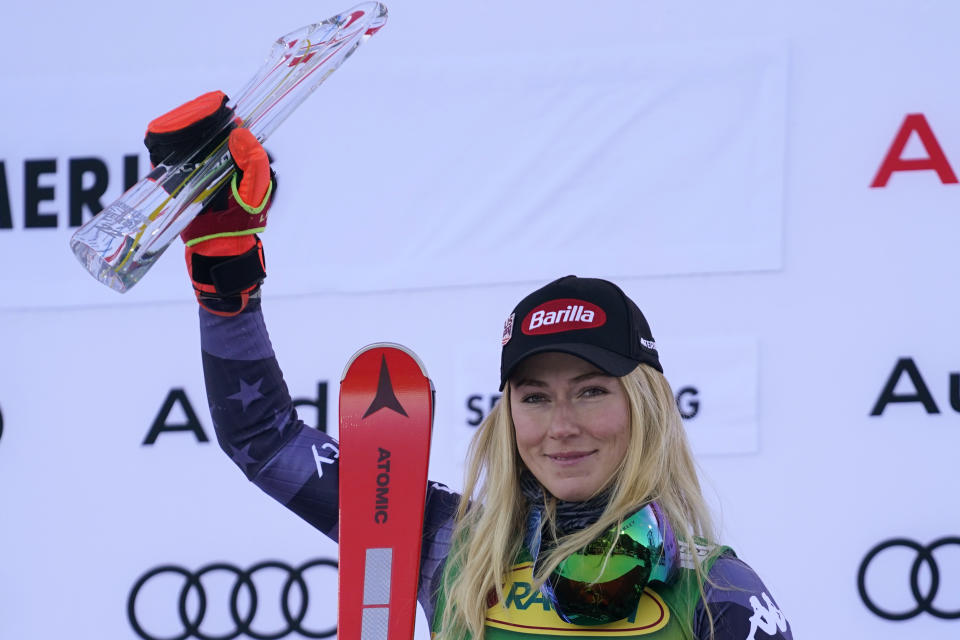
[
  {"x1": 198, "y1": 300, "x2": 344, "y2": 539},
  {"x1": 147, "y1": 91, "x2": 463, "y2": 617}
]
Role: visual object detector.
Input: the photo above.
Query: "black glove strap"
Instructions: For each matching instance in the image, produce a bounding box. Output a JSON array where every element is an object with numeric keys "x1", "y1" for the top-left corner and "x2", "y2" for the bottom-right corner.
[{"x1": 190, "y1": 244, "x2": 266, "y2": 296}]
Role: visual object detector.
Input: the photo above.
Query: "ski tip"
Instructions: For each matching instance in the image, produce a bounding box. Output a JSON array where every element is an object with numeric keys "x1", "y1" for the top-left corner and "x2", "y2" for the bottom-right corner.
[{"x1": 341, "y1": 342, "x2": 429, "y2": 381}]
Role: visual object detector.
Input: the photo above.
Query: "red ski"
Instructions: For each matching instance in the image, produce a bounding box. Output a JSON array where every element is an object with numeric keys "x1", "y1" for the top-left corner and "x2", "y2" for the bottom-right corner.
[{"x1": 338, "y1": 343, "x2": 434, "y2": 640}]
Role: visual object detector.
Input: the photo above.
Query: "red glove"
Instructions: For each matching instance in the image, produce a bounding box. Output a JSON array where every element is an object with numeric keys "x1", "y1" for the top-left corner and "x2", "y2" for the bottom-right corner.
[{"x1": 144, "y1": 91, "x2": 276, "y2": 316}]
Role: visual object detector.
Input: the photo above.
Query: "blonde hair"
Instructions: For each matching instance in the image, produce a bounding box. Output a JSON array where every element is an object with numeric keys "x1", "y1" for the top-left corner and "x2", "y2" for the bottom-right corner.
[{"x1": 435, "y1": 364, "x2": 717, "y2": 640}]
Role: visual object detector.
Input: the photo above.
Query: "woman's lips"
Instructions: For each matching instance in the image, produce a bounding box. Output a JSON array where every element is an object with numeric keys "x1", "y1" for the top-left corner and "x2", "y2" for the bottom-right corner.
[{"x1": 546, "y1": 451, "x2": 596, "y2": 466}]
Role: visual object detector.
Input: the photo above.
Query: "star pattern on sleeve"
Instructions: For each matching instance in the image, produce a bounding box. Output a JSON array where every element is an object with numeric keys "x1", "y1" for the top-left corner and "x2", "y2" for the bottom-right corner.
[
  {"x1": 228, "y1": 442, "x2": 257, "y2": 471},
  {"x1": 227, "y1": 377, "x2": 265, "y2": 412}
]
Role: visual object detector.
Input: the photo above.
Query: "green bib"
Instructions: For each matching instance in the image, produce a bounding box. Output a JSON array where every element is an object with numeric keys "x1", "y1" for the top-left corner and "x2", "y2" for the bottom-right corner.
[{"x1": 433, "y1": 544, "x2": 730, "y2": 640}]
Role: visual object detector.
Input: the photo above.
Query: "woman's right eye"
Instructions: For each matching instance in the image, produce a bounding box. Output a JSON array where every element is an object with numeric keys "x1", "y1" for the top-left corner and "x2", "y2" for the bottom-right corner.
[{"x1": 521, "y1": 393, "x2": 547, "y2": 404}]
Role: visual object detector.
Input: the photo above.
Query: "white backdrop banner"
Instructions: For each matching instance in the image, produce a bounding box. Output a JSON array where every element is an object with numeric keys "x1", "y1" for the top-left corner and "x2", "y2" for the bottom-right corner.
[{"x1": 0, "y1": 36, "x2": 786, "y2": 309}]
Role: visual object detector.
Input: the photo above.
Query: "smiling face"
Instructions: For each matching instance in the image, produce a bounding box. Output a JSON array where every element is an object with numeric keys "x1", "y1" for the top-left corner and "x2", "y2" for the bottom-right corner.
[{"x1": 509, "y1": 352, "x2": 632, "y2": 502}]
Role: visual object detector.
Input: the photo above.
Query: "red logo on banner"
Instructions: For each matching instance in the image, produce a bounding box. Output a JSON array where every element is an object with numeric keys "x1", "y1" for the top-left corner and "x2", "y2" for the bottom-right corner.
[
  {"x1": 871, "y1": 114, "x2": 958, "y2": 187},
  {"x1": 521, "y1": 299, "x2": 606, "y2": 335}
]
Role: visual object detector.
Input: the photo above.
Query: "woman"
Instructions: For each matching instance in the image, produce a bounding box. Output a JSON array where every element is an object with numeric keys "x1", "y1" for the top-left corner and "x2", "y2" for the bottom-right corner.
[{"x1": 148, "y1": 92, "x2": 793, "y2": 640}]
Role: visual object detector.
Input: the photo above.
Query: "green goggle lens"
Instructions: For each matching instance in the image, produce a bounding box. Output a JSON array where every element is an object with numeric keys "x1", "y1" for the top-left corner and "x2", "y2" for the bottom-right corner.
[{"x1": 534, "y1": 502, "x2": 677, "y2": 625}]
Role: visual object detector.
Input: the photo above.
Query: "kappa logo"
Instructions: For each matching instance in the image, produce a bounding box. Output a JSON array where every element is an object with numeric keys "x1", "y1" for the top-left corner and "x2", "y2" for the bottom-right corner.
[
  {"x1": 745, "y1": 592, "x2": 788, "y2": 640},
  {"x1": 522, "y1": 299, "x2": 606, "y2": 336}
]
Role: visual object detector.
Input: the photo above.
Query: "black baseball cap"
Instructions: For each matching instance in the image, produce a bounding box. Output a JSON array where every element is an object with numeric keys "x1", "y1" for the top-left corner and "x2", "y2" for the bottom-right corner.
[{"x1": 499, "y1": 276, "x2": 662, "y2": 389}]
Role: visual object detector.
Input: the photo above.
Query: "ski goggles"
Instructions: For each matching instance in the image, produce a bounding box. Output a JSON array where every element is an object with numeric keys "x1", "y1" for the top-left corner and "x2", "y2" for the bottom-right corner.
[{"x1": 530, "y1": 502, "x2": 677, "y2": 625}]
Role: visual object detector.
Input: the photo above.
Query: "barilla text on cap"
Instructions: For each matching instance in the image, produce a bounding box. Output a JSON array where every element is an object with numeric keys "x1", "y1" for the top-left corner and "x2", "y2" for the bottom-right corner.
[{"x1": 521, "y1": 299, "x2": 607, "y2": 335}]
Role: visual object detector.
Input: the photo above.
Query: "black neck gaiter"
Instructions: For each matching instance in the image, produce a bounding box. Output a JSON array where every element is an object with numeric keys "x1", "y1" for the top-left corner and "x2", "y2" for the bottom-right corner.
[{"x1": 518, "y1": 471, "x2": 611, "y2": 537}]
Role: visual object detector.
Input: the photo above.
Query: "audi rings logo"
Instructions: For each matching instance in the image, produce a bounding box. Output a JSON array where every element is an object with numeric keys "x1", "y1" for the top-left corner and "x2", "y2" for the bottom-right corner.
[
  {"x1": 858, "y1": 537, "x2": 960, "y2": 620},
  {"x1": 128, "y1": 559, "x2": 338, "y2": 640}
]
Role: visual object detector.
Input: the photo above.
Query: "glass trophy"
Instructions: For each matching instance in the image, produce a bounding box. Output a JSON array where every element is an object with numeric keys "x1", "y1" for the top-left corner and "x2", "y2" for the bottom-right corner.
[{"x1": 70, "y1": 2, "x2": 387, "y2": 292}]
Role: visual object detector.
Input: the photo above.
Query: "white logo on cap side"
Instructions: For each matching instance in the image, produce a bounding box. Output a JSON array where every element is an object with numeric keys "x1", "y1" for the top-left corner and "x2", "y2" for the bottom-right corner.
[{"x1": 502, "y1": 313, "x2": 515, "y2": 346}]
